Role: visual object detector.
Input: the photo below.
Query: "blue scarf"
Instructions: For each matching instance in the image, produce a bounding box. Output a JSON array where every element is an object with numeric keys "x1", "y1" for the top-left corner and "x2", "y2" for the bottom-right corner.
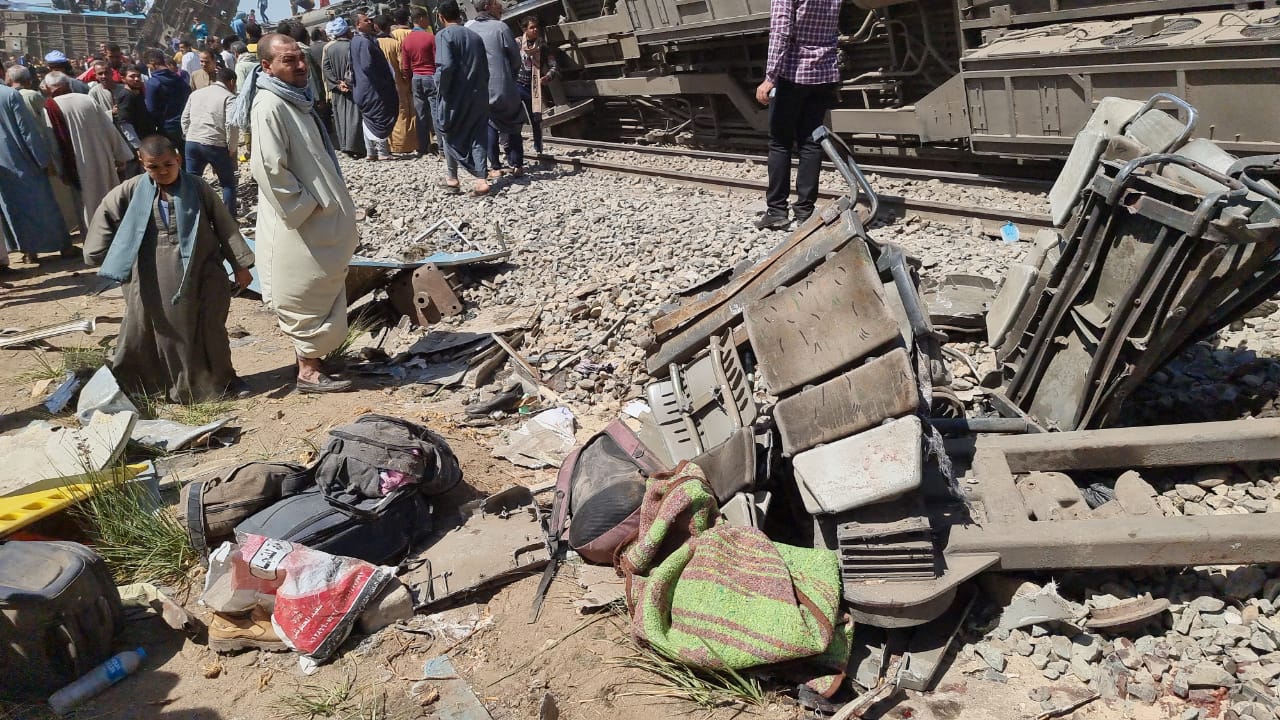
[
  {"x1": 98, "y1": 172, "x2": 201, "y2": 304},
  {"x1": 230, "y1": 66, "x2": 342, "y2": 180}
]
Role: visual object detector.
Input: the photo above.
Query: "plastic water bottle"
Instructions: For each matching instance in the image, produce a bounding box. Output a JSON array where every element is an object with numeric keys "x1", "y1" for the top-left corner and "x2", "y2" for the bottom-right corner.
[
  {"x1": 1000, "y1": 221, "x2": 1021, "y2": 244},
  {"x1": 48, "y1": 647, "x2": 147, "y2": 715}
]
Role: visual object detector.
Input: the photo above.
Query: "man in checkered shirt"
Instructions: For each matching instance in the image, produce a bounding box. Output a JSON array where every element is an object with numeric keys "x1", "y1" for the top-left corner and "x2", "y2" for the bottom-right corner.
[{"x1": 754, "y1": 0, "x2": 841, "y2": 230}]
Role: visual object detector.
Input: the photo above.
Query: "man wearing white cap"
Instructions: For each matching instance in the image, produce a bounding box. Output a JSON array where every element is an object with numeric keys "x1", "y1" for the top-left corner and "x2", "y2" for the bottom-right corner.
[
  {"x1": 321, "y1": 17, "x2": 364, "y2": 156},
  {"x1": 43, "y1": 51, "x2": 89, "y2": 94}
]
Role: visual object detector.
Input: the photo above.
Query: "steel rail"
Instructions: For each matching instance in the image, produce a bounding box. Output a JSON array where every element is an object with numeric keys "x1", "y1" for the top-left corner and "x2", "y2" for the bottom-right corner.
[
  {"x1": 537, "y1": 151, "x2": 1055, "y2": 231},
  {"x1": 542, "y1": 136, "x2": 1054, "y2": 193}
]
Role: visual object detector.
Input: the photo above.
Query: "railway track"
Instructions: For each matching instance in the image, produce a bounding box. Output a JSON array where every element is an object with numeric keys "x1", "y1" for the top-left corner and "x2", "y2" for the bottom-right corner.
[{"x1": 536, "y1": 140, "x2": 1055, "y2": 232}]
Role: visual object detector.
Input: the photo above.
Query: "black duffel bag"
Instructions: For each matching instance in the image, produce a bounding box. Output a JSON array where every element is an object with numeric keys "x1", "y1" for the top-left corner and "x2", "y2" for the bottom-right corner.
[{"x1": 234, "y1": 486, "x2": 432, "y2": 565}]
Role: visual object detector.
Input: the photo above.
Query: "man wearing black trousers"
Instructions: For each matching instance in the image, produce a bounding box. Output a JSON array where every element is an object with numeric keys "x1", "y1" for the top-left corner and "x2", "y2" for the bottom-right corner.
[{"x1": 753, "y1": 0, "x2": 841, "y2": 230}]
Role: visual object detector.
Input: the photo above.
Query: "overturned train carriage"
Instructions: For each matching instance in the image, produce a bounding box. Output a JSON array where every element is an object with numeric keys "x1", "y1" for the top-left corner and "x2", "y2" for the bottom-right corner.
[{"x1": 523, "y1": 0, "x2": 1280, "y2": 160}]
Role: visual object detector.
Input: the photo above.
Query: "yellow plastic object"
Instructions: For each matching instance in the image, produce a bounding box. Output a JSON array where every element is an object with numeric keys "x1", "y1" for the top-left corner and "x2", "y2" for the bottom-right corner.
[{"x1": 0, "y1": 464, "x2": 147, "y2": 537}]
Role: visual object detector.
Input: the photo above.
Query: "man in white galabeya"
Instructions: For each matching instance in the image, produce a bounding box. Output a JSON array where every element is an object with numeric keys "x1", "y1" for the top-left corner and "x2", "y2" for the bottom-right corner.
[{"x1": 232, "y1": 33, "x2": 359, "y2": 394}]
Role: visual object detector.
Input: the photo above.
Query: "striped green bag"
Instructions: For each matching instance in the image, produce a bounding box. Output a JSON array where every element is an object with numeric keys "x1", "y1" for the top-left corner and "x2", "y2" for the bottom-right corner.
[{"x1": 619, "y1": 461, "x2": 851, "y2": 695}]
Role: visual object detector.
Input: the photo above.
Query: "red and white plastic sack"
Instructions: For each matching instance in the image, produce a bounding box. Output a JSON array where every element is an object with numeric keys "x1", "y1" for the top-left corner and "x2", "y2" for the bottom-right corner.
[{"x1": 201, "y1": 533, "x2": 394, "y2": 662}]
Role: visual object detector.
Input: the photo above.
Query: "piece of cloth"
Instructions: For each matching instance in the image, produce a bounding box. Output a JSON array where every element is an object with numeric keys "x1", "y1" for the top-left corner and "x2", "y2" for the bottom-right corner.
[
  {"x1": 185, "y1": 141, "x2": 237, "y2": 215},
  {"x1": 322, "y1": 38, "x2": 365, "y2": 155},
  {"x1": 97, "y1": 170, "x2": 201, "y2": 304},
  {"x1": 84, "y1": 173, "x2": 253, "y2": 401},
  {"x1": 363, "y1": 120, "x2": 391, "y2": 160},
  {"x1": 764, "y1": 0, "x2": 840, "y2": 85},
  {"x1": 144, "y1": 68, "x2": 192, "y2": 134},
  {"x1": 465, "y1": 13, "x2": 524, "y2": 135},
  {"x1": 0, "y1": 85, "x2": 69, "y2": 254},
  {"x1": 378, "y1": 33, "x2": 417, "y2": 154},
  {"x1": 765, "y1": 79, "x2": 836, "y2": 217},
  {"x1": 434, "y1": 23, "x2": 489, "y2": 179},
  {"x1": 326, "y1": 17, "x2": 348, "y2": 38},
  {"x1": 249, "y1": 84, "x2": 360, "y2": 358},
  {"x1": 183, "y1": 82, "x2": 238, "y2": 149},
  {"x1": 54, "y1": 93, "x2": 133, "y2": 229},
  {"x1": 401, "y1": 27, "x2": 436, "y2": 77},
  {"x1": 411, "y1": 74, "x2": 436, "y2": 153},
  {"x1": 620, "y1": 462, "x2": 850, "y2": 696},
  {"x1": 350, "y1": 32, "x2": 398, "y2": 141}
]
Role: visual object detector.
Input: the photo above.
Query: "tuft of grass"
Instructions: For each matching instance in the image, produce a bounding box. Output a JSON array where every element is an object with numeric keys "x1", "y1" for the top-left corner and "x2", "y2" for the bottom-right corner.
[
  {"x1": 66, "y1": 464, "x2": 195, "y2": 585},
  {"x1": 63, "y1": 345, "x2": 109, "y2": 373},
  {"x1": 20, "y1": 345, "x2": 110, "y2": 382},
  {"x1": 274, "y1": 673, "x2": 357, "y2": 719},
  {"x1": 324, "y1": 311, "x2": 380, "y2": 363},
  {"x1": 162, "y1": 397, "x2": 238, "y2": 427},
  {"x1": 611, "y1": 642, "x2": 766, "y2": 709},
  {"x1": 20, "y1": 351, "x2": 65, "y2": 381}
]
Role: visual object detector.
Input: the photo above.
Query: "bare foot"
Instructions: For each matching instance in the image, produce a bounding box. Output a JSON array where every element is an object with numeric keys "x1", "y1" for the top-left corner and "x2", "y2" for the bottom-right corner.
[
  {"x1": 472, "y1": 180, "x2": 490, "y2": 196},
  {"x1": 297, "y1": 356, "x2": 326, "y2": 384}
]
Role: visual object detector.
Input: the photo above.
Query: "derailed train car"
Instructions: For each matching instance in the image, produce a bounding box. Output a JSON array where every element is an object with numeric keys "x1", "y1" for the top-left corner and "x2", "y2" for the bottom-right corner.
[{"x1": 511, "y1": 0, "x2": 1280, "y2": 160}]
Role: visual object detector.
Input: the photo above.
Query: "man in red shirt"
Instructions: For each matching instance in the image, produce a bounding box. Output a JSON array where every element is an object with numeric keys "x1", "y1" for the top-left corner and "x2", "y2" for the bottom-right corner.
[{"x1": 399, "y1": 6, "x2": 437, "y2": 156}]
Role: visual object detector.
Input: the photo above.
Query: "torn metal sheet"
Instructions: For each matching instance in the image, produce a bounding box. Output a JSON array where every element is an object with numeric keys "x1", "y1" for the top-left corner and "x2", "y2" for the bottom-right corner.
[
  {"x1": 76, "y1": 366, "x2": 234, "y2": 452},
  {"x1": 407, "y1": 331, "x2": 495, "y2": 358},
  {"x1": 349, "y1": 247, "x2": 512, "y2": 269},
  {"x1": 1085, "y1": 594, "x2": 1169, "y2": 631},
  {"x1": 419, "y1": 655, "x2": 493, "y2": 720},
  {"x1": 981, "y1": 577, "x2": 1086, "y2": 631},
  {"x1": 772, "y1": 346, "x2": 918, "y2": 456},
  {"x1": 402, "y1": 487, "x2": 550, "y2": 611},
  {"x1": 743, "y1": 238, "x2": 899, "y2": 394},
  {"x1": 0, "y1": 317, "x2": 96, "y2": 349}
]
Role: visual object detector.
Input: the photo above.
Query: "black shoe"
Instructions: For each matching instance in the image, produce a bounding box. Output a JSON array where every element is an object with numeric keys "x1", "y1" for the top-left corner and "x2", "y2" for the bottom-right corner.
[
  {"x1": 296, "y1": 374, "x2": 353, "y2": 394},
  {"x1": 754, "y1": 212, "x2": 790, "y2": 231},
  {"x1": 793, "y1": 211, "x2": 813, "y2": 225}
]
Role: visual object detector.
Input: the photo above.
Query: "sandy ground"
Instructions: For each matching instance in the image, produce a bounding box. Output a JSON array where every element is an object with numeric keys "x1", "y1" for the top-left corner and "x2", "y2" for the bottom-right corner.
[{"x1": 0, "y1": 239, "x2": 1177, "y2": 720}]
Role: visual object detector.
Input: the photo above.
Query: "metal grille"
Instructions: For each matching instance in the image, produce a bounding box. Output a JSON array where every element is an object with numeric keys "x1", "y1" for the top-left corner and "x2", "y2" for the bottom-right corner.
[{"x1": 836, "y1": 500, "x2": 938, "y2": 583}]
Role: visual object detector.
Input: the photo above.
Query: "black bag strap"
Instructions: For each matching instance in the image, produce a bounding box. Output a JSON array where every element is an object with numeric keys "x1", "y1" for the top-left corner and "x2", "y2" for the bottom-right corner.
[{"x1": 185, "y1": 480, "x2": 210, "y2": 565}]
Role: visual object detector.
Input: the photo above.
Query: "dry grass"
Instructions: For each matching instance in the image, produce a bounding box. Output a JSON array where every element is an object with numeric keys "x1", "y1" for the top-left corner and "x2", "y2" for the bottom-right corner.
[
  {"x1": 66, "y1": 464, "x2": 196, "y2": 585},
  {"x1": 610, "y1": 642, "x2": 766, "y2": 709}
]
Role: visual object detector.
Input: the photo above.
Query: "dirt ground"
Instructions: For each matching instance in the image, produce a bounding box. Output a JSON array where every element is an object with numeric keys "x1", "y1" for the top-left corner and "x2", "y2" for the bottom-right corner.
[{"x1": 0, "y1": 253, "x2": 1158, "y2": 720}]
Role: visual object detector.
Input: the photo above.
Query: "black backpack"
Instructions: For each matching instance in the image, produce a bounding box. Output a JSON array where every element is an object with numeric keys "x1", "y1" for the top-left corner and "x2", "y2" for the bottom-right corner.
[{"x1": 314, "y1": 415, "x2": 461, "y2": 502}]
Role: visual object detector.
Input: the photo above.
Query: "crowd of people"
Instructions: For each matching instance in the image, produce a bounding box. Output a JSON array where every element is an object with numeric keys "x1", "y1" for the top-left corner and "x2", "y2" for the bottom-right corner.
[{"x1": 0, "y1": 0, "x2": 559, "y2": 401}]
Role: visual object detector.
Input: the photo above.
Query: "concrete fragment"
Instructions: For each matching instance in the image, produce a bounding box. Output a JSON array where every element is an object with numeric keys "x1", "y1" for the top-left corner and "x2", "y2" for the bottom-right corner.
[
  {"x1": 1114, "y1": 470, "x2": 1159, "y2": 515},
  {"x1": 1186, "y1": 662, "x2": 1237, "y2": 688},
  {"x1": 1127, "y1": 681, "x2": 1159, "y2": 704},
  {"x1": 974, "y1": 642, "x2": 1006, "y2": 672},
  {"x1": 1051, "y1": 635, "x2": 1073, "y2": 660},
  {"x1": 1028, "y1": 687, "x2": 1051, "y2": 702},
  {"x1": 1073, "y1": 635, "x2": 1103, "y2": 663},
  {"x1": 1176, "y1": 484, "x2": 1208, "y2": 501}
]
